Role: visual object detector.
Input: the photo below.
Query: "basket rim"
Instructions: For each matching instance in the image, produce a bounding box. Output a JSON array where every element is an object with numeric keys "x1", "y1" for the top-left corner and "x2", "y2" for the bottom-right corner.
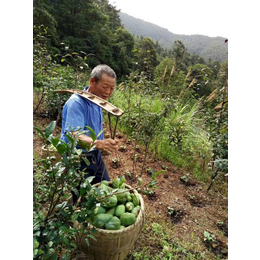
[{"x1": 86, "y1": 182, "x2": 145, "y2": 234}]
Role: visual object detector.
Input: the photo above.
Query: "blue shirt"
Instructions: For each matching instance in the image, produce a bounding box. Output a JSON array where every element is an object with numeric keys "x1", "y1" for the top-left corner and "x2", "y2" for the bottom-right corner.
[{"x1": 60, "y1": 87, "x2": 104, "y2": 147}]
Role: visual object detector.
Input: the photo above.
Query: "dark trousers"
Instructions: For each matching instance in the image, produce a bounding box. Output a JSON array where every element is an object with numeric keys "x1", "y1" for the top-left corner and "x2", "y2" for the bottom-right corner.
[{"x1": 72, "y1": 149, "x2": 110, "y2": 204}]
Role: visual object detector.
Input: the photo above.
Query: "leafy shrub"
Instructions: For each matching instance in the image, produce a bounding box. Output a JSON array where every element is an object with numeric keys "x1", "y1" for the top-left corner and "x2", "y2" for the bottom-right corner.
[
  {"x1": 33, "y1": 121, "x2": 99, "y2": 259},
  {"x1": 33, "y1": 25, "x2": 90, "y2": 121}
]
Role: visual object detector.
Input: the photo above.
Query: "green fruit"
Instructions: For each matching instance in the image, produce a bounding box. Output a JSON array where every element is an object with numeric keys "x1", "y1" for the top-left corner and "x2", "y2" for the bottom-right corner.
[
  {"x1": 112, "y1": 178, "x2": 121, "y2": 188},
  {"x1": 93, "y1": 206, "x2": 106, "y2": 215},
  {"x1": 115, "y1": 204, "x2": 125, "y2": 217},
  {"x1": 120, "y1": 225, "x2": 125, "y2": 229},
  {"x1": 131, "y1": 206, "x2": 140, "y2": 217},
  {"x1": 126, "y1": 192, "x2": 132, "y2": 202},
  {"x1": 100, "y1": 180, "x2": 109, "y2": 186},
  {"x1": 92, "y1": 213, "x2": 113, "y2": 228},
  {"x1": 106, "y1": 207, "x2": 116, "y2": 216},
  {"x1": 120, "y1": 183, "x2": 125, "y2": 189},
  {"x1": 125, "y1": 202, "x2": 134, "y2": 212},
  {"x1": 112, "y1": 177, "x2": 125, "y2": 188},
  {"x1": 116, "y1": 189, "x2": 128, "y2": 204},
  {"x1": 99, "y1": 183, "x2": 112, "y2": 195},
  {"x1": 105, "y1": 216, "x2": 121, "y2": 230},
  {"x1": 101, "y1": 194, "x2": 118, "y2": 208},
  {"x1": 131, "y1": 193, "x2": 140, "y2": 206},
  {"x1": 120, "y1": 213, "x2": 136, "y2": 226}
]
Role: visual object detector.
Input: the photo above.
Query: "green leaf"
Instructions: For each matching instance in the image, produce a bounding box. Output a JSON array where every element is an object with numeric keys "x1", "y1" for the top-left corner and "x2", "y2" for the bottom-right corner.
[
  {"x1": 151, "y1": 169, "x2": 166, "y2": 180},
  {"x1": 61, "y1": 153, "x2": 69, "y2": 164},
  {"x1": 150, "y1": 168, "x2": 155, "y2": 179},
  {"x1": 87, "y1": 234, "x2": 97, "y2": 241},
  {"x1": 33, "y1": 249, "x2": 38, "y2": 257},
  {"x1": 96, "y1": 129, "x2": 104, "y2": 139},
  {"x1": 86, "y1": 126, "x2": 97, "y2": 141},
  {"x1": 71, "y1": 212, "x2": 79, "y2": 222},
  {"x1": 63, "y1": 238, "x2": 70, "y2": 246},
  {"x1": 45, "y1": 121, "x2": 56, "y2": 138},
  {"x1": 85, "y1": 196, "x2": 95, "y2": 209},
  {"x1": 75, "y1": 130, "x2": 88, "y2": 138},
  {"x1": 61, "y1": 253, "x2": 70, "y2": 260},
  {"x1": 59, "y1": 226, "x2": 67, "y2": 232},
  {"x1": 75, "y1": 149, "x2": 82, "y2": 156},
  {"x1": 119, "y1": 175, "x2": 126, "y2": 187},
  {"x1": 33, "y1": 237, "x2": 39, "y2": 249},
  {"x1": 91, "y1": 227, "x2": 98, "y2": 234},
  {"x1": 85, "y1": 176, "x2": 95, "y2": 184},
  {"x1": 148, "y1": 180, "x2": 157, "y2": 188},
  {"x1": 50, "y1": 137, "x2": 60, "y2": 147},
  {"x1": 93, "y1": 187, "x2": 101, "y2": 197},
  {"x1": 56, "y1": 201, "x2": 68, "y2": 209},
  {"x1": 56, "y1": 143, "x2": 67, "y2": 154},
  {"x1": 72, "y1": 188, "x2": 79, "y2": 198},
  {"x1": 82, "y1": 157, "x2": 90, "y2": 166},
  {"x1": 34, "y1": 126, "x2": 45, "y2": 139},
  {"x1": 34, "y1": 158, "x2": 47, "y2": 163},
  {"x1": 68, "y1": 168, "x2": 76, "y2": 177},
  {"x1": 65, "y1": 134, "x2": 74, "y2": 144}
]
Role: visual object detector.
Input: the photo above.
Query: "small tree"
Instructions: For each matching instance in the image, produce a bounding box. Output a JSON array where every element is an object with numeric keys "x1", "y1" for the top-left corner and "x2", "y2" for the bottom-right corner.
[{"x1": 33, "y1": 121, "x2": 99, "y2": 259}]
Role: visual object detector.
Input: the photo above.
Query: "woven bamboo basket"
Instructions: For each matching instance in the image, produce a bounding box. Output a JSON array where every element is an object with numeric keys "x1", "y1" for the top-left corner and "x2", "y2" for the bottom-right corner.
[{"x1": 74, "y1": 183, "x2": 145, "y2": 260}]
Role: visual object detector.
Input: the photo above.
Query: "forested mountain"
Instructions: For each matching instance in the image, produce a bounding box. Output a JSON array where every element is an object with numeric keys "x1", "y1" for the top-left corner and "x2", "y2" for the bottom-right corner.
[
  {"x1": 119, "y1": 12, "x2": 228, "y2": 63},
  {"x1": 33, "y1": 0, "x2": 228, "y2": 82}
]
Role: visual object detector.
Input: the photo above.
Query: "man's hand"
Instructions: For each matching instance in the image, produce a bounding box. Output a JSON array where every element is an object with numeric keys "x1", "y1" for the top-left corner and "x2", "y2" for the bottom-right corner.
[{"x1": 95, "y1": 138, "x2": 119, "y2": 153}]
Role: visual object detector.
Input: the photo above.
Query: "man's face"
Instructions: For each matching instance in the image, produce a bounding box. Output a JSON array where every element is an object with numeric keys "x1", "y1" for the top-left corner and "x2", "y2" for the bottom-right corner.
[{"x1": 89, "y1": 73, "x2": 116, "y2": 100}]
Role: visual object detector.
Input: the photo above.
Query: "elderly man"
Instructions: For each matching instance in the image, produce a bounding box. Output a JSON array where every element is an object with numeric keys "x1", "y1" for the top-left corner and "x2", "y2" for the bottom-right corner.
[{"x1": 60, "y1": 64, "x2": 119, "y2": 203}]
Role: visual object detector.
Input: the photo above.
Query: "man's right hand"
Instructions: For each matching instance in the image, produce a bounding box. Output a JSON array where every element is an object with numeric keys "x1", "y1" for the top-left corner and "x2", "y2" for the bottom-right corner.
[{"x1": 95, "y1": 138, "x2": 119, "y2": 153}]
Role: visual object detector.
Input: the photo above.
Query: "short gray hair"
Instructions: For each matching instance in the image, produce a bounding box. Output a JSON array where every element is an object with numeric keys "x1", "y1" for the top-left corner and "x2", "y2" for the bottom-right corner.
[{"x1": 90, "y1": 64, "x2": 117, "y2": 82}]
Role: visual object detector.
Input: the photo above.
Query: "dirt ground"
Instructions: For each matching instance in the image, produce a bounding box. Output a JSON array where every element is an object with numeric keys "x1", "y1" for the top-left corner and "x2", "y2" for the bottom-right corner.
[{"x1": 33, "y1": 114, "x2": 228, "y2": 259}]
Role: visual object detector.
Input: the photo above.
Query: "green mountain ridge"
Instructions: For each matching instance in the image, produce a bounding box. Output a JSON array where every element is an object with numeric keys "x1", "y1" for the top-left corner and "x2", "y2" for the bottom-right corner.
[{"x1": 119, "y1": 12, "x2": 228, "y2": 63}]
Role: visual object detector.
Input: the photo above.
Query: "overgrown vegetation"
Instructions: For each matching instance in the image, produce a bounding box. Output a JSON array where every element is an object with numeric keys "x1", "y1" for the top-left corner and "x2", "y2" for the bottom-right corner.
[
  {"x1": 33, "y1": 121, "x2": 166, "y2": 259},
  {"x1": 33, "y1": 1, "x2": 228, "y2": 258}
]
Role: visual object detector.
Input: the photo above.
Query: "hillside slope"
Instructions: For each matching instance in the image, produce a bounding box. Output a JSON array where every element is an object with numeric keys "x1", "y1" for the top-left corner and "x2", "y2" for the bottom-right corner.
[
  {"x1": 33, "y1": 113, "x2": 228, "y2": 259},
  {"x1": 119, "y1": 12, "x2": 228, "y2": 63}
]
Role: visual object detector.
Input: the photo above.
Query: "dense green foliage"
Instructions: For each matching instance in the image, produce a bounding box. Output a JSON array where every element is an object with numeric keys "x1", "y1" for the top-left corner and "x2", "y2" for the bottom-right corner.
[
  {"x1": 33, "y1": 121, "x2": 162, "y2": 259},
  {"x1": 33, "y1": 0, "x2": 134, "y2": 77},
  {"x1": 33, "y1": 121, "x2": 99, "y2": 259},
  {"x1": 33, "y1": 0, "x2": 227, "y2": 81},
  {"x1": 33, "y1": 0, "x2": 228, "y2": 177},
  {"x1": 33, "y1": 2, "x2": 228, "y2": 257}
]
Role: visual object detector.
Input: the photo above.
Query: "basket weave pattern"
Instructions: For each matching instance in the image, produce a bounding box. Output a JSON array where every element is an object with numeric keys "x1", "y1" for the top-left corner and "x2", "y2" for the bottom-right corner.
[{"x1": 75, "y1": 183, "x2": 145, "y2": 260}]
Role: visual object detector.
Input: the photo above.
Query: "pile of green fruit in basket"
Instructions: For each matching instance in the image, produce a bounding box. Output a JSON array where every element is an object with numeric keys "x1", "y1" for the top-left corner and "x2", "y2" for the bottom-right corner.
[{"x1": 88, "y1": 178, "x2": 140, "y2": 230}]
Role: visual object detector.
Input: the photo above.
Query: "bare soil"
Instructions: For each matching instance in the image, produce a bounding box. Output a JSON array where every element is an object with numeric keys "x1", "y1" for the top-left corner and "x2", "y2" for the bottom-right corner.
[{"x1": 33, "y1": 114, "x2": 228, "y2": 259}]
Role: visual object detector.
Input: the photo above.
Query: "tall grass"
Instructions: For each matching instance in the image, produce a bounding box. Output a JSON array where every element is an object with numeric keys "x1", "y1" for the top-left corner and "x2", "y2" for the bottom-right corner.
[{"x1": 110, "y1": 83, "x2": 213, "y2": 180}]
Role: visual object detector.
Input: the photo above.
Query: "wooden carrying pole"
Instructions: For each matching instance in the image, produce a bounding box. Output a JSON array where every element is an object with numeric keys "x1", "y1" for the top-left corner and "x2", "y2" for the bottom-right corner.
[
  {"x1": 54, "y1": 89, "x2": 124, "y2": 138},
  {"x1": 54, "y1": 89, "x2": 124, "y2": 117}
]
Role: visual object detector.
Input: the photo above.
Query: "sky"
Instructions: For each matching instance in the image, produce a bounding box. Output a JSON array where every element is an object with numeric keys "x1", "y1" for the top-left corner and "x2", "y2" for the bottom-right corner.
[{"x1": 108, "y1": 0, "x2": 229, "y2": 38}]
